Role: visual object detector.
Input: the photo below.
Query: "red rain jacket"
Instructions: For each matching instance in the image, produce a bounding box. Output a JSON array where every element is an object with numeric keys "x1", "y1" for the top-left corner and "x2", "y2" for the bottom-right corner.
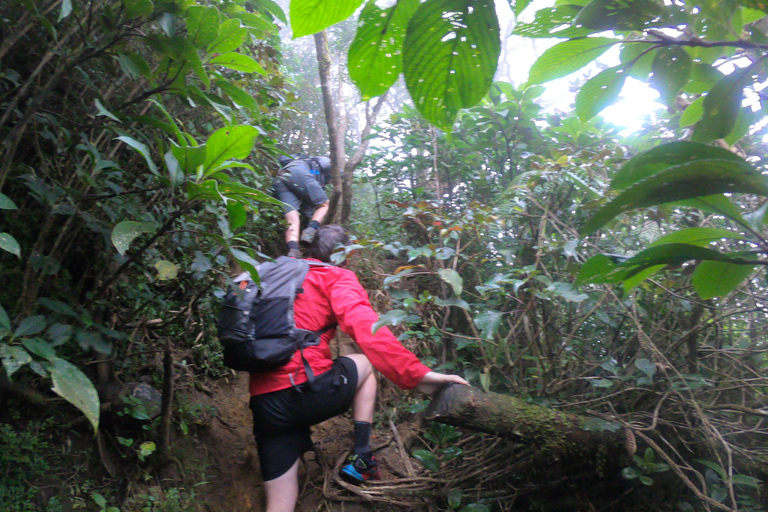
[{"x1": 248, "y1": 259, "x2": 431, "y2": 396}]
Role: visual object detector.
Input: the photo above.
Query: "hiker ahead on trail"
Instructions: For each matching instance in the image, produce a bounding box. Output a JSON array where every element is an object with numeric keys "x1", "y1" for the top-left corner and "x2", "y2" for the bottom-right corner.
[
  {"x1": 246, "y1": 225, "x2": 469, "y2": 512},
  {"x1": 273, "y1": 155, "x2": 332, "y2": 259}
]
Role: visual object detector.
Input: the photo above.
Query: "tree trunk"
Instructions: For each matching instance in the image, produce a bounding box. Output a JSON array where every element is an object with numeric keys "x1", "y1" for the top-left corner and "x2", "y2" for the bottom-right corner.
[
  {"x1": 314, "y1": 30, "x2": 343, "y2": 223},
  {"x1": 425, "y1": 384, "x2": 625, "y2": 458}
]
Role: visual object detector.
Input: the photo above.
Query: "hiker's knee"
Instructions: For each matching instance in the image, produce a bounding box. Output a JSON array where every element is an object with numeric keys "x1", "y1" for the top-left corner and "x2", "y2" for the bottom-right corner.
[{"x1": 343, "y1": 354, "x2": 373, "y2": 386}]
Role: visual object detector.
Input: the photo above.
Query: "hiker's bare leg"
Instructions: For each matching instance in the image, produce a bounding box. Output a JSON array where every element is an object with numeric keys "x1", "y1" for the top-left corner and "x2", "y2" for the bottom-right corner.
[
  {"x1": 344, "y1": 354, "x2": 376, "y2": 423},
  {"x1": 264, "y1": 458, "x2": 300, "y2": 512},
  {"x1": 285, "y1": 210, "x2": 300, "y2": 244},
  {"x1": 310, "y1": 200, "x2": 329, "y2": 225}
]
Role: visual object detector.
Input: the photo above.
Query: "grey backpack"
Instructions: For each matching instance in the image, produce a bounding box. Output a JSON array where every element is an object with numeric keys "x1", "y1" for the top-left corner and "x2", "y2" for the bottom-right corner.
[{"x1": 216, "y1": 256, "x2": 333, "y2": 380}]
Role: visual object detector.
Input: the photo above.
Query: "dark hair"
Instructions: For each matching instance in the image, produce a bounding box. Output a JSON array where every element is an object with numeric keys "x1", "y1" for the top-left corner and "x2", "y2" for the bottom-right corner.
[{"x1": 308, "y1": 225, "x2": 349, "y2": 263}]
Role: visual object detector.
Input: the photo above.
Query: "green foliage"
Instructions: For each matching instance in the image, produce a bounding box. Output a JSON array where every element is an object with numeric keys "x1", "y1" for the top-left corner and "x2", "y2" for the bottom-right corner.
[{"x1": 0, "y1": 422, "x2": 54, "y2": 512}]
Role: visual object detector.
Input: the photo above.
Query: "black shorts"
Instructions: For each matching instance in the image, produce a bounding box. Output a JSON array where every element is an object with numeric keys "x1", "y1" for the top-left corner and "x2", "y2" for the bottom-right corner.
[
  {"x1": 272, "y1": 160, "x2": 328, "y2": 218},
  {"x1": 249, "y1": 357, "x2": 358, "y2": 481}
]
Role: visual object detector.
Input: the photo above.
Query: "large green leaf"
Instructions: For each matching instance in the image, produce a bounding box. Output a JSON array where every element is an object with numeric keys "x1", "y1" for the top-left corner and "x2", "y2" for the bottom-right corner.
[
  {"x1": 209, "y1": 53, "x2": 266, "y2": 74},
  {"x1": 438, "y1": 268, "x2": 463, "y2": 296},
  {"x1": 0, "y1": 304, "x2": 10, "y2": 332},
  {"x1": 115, "y1": 136, "x2": 158, "y2": 175},
  {"x1": 111, "y1": 221, "x2": 156, "y2": 256},
  {"x1": 124, "y1": 0, "x2": 154, "y2": 18},
  {"x1": 648, "y1": 227, "x2": 747, "y2": 247},
  {"x1": 171, "y1": 141, "x2": 206, "y2": 174},
  {"x1": 0, "y1": 192, "x2": 18, "y2": 210},
  {"x1": 474, "y1": 310, "x2": 502, "y2": 341},
  {"x1": 15, "y1": 316, "x2": 46, "y2": 338},
  {"x1": 575, "y1": 65, "x2": 628, "y2": 120},
  {"x1": 583, "y1": 159, "x2": 768, "y2": 234},
  {"x1": 692, "y1": 66, "x2": 751, "y2": 143},
  {"x1": 290, "y1": 0, "x2": 366, "y2": 38},
  {"x1": 45, "y1": 358, "x2": 100, "y2": 432},
  {"x1": 621, "y1": 244, "x2": 755, "y2": 279},
  {"x1": 202, "y1": 125, "x2": 260, "y2": 177},
  {"x1": 619, "y1": 41, "x2": 656, "y2": 80},
  {"x1": 215, "y1": 79, "x2": 258, "y2": 111},
  {"x1": 207, "y1": 19, "x2": 247, "y2": 54},
  {"x1": 679, "y1": 96, "x2": 704, "y2": 127},
  {"x1": 574, "y1": 0, "x2": 666, "y2": 31},
  {"x1": 650, "y1": 46, "x2": 691, "y2": 105},
  {"x1": 403, "y1": 0, "x2": 500, "y2": 130},
  {"x1": 185, "y1": 6, "x2": 220, "y2": 48},
  {"x1": 674, "y1": 195, "x2": 748, "y2": 227},
  {"x1": 512, "y1": 4, "x2": 592, "y2": 39},
  {"x1": 610, "y1": 141, "x2": 748, "y2": 190},
  {"x1": 0, "y1": 344, "x2": 32, "y2": 379},
  {"x1": 348, "y1": 0, "x2": 419, "y2": 99},
  {"x1": 693, "y1": 259, "x2": 756, "y2": 299},
  {"x1": 0, "y1": 233, "x2": 21, "y2": 258},
  {"x1": 527, "y1": 37, "x2": 618, "y2": 85}
]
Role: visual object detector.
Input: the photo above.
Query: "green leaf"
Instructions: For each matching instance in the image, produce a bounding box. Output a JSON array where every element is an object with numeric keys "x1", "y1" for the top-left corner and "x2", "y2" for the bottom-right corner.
[
  {"x1": 412, "y1": 449, "x2": 440, "y2": 472},
  {"x1": 202, "y1": 125, "x2": 260, "y2": 177},
  {"x1": 290, "y1": 0, "x2": 366, "y2": 38},
  {"x1": 124, "y1": 0, "x2": 154, "y2": 17},
  {"x1": 229, "y1": 248, "x2": 260, "y2": 278},
  {"x1": 115, "y1": 136, "x2": 158, "y2": 175},
  {"x1": 512, "y1": 4, "x2": 592, "y2": 39},
  {"x1": 635, "y1": 358, "x2": 656, "y2": 380},
  {"x1": 649, "y1": 227, "x2": 747, "y2": 247},
  {"x1": 0, "y1": 344, "x2": 32, "y2": 379},
  {"x1": 215, "y1": 79, "x2": 258, "y2": 111},
  {"x1": 474, "y1": 310, "x2": 502, "y2": 341},
  {"x1": 227, "y1": 201, "x2": 247, "y2": 230},
  {"x1": 434, "y1": 297, "x2": 471, "y2": 310},
  {"x1": 639, "y1": 475, "x2": 654, "y2": 486},
  {"x1": 171, "y1": 142, "x2": 206, "y2": 175},
  {"x1": 207, "y1": 19, "x2": 247, "y2": 54},
  {"x1": 185, "y1": 6, "x2": 220, "y2": 48},
  {"x1": 111, "y1": 221, "x2": 156, "y2": 256},
  {"x1": 695, "y1": 459, "x2": 726, "y2": 480},
  {"x1": 45, "y1": 357, "x2": 100, "y2": 432},
  {"x1": 679, "y1": 96, "x2": 704, "y2": 127},
  {"x1": 674, "y1": 195, "x2": 747, "y2": 226},
  {"x1": 0, "y1": 304, "x2": 10, "y2": 332},
  {"x1": 731, "y1": 474, "x2": 761, "y2": 488},
  {"x1": 448, "y1": 488, "x2": 463, "y2": 509},
  {"x1": 619, "y1": 41, "x2": 655, "y2": 80},
  {"x1": 576, "y1": 254, "x2": 624, "y2": 284},
  {"x1": 154, "y1": 260, "x2": 179, "y2": 280},
  {"x1": 0, "y1": 233, "x2": 21, "y2": 258},
  {"x1": 15, "y1": 316, "x2": 47, "y2": 338},
  {"x1": 372, "y1": 309, "x2": 409, "y2": 334},
  {"x1": 256, "y1": 0, "x2": 287, "y2": 24},
  {"x1": 403, "y1": 0, "x2": 501, "y2": 130},
  {"x1": 209, "y1": 53, "x2": 266, "y2": 74},
  {"x1": 547, "y1": 282, "x2": 588, "y2": 302},
  {"x1": 682, "y1": 62, "x2": 722, "y2": 95},
  {"x1": 650, "y1": 46, "x2": 691, "y2": 104},
  {"x1": 59, "y1": 0, "x2": 72, "y2": 21},
  {"x1": 574, "y1": 0, "x2": 666, "y2": 31},
  {"x1": 621, "y1": 244, "x2": 755, "y2": 279},
  {"x1": 95, "y1": 99, "x2": 120, "y2": 122},
  {"x1": 724, "y1": 107, "x2": 756, "y2": 146},
  {"x1": 583, "y1": 159, "x2": 768, "y2": 234},
  {"x1": 527, "y1": 37, "x2": 617, "y2": 85},
  {"x1": 38, "y1": 298, "x2": 78, "y2": 317},
  {"x1": 48, "y1": 324, "x2": 74, "y2": 346},
  {"x1": 692, "y1": 259, "x2": 756, "y2": 299},
  {"x1": 0, "y1": 192, "x2": 19, "y2": 210},
  {"x1": 75, "y1": 330, "x2": 112, "y2": 354},
  {"x1": 22, "y1": 338, "x2": 56, "y2": 360},
  {"x1": 576, "y1": 65, "x2": 628, "y2": 120},
  {"x1": 621, "y1": 467, "x2": 642, "y2": 479},
  {"x1": 591, "y1": 378, "x2": 614, "y2": 388},
  {"x1": 348, "y1": 0, "x2": 419, "y2": 99},
  {"x1": 438, "y1": 268, "x2": 463, "y2": 296},
  {"x1": 692, "y1": 66, "x2": 752, "y2": 143}
]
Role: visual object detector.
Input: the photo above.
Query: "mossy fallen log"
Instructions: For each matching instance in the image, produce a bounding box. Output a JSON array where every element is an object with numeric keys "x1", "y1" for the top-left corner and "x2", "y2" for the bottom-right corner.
[{"x1": 425, "y1": 384, "x2": 624, "y2": 458}]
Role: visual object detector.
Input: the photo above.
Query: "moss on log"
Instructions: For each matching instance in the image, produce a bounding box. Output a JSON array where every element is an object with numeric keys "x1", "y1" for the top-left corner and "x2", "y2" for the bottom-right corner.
[{"x1": 425, "y1": 384, "x2": 623, "y2": 458}]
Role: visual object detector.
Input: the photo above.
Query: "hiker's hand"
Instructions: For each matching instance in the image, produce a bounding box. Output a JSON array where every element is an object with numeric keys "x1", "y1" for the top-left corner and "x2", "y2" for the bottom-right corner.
[{"x1": 415, "y1": 372, "x2": 470, "y2": 396}]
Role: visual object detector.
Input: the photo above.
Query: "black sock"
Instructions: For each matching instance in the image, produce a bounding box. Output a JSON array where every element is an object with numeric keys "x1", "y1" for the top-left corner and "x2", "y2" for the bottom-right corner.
[
  {"x1": 287, "y1": 240, "x2": 299, "y2": 251},
  {"x1": 308, "y1": 220, "x2": 321, "y2": 229},
  {"x1": 354, "y1": 421, "x2": 371, "y2": 453}
]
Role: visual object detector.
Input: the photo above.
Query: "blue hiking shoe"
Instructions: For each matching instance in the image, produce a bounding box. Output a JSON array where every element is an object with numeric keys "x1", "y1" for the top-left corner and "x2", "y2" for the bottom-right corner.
[{"x1": 341, "y1": 453, "x2": 381, "y2": 483}]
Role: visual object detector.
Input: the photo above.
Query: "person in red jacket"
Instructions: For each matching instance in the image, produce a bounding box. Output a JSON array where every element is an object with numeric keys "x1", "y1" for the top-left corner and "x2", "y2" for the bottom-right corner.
[{"x1": 249, "y1": 225, "x2": 469, "y2": 512}]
